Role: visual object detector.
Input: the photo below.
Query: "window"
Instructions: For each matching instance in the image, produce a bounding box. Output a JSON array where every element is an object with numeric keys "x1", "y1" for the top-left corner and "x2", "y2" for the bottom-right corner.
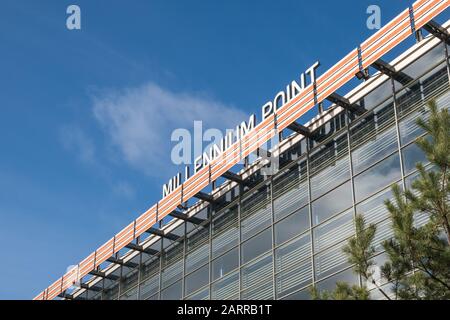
[
  {"x1": 356, "y1": 187, "x2": 394, "y2": 225},
  {"x1": 402, "y1": 141, "x2": 428, "y2": 175},
  {"x1": 312, "y1": 181, "x2": 352, "y2": 225},
  {"x1": 186, "y1": 288, "x2": 209, "y2": 300},
  {"x1": 274, "y1": 206, "x2": 309, "y2": 245},
  {"x1": 120, "y1": 286, "x2": 137, "y2": 300},
  {"x1": 310, "y1": 135, "x2": 350, "y2": 199},
  {"x1": 241, "y1": 281, "x2": 274, "y2": 300},
  {"x1": 352, "y1": 124, "x2": 398, "y2": 175},
  {"x1": 313, "y1": 210, "x2": 354, "y2": 253},
  {"x1": 212, "y1": 247, "x2": 239, "y2": 281},
  {"x1": 241, "y1": 228, "x2": 272, "y2": 265},
  {"x1": 316, "y1": 268, "x2": 359, "y2": 292},
  {"x1": 354, "y1": 153, "x2": 401, "y2": 202},
  {"x1": 359, "y1": 79, "x2": 393, "y2": 111},
  {"x1": 240, "y1": 185, "x2": 272, "y2": 241},
  {"x1": 211, "y1": 271, "x2": 239, "y2": 300},
  {"x1": 241, "y1": 254, "x2": 273, "y2": 290},
  {"x1": 161, "y1": 280, "x2": 182, "y2": 300},
  {"x1": 276, "y1": 258, "x2": 312, "y2": 298},
  {"x1": 212, "y1": 205, "x2": 238, "y2": 258},
  {"x1": 186, "y1": 225, "x2": 209, "y2": 274},
  {"x1": 161, "y1": 243, "x2": 184, "y2": 288},
  {"x1": 275, "y1": 233, "x2": 312, "y2": 298},
  {"x1": 314, "y1": 241, "x2": 349, "y2": 280},
  {"x1": 140, "y1": 273, "x2": 159, "y2": 300},
  {"x1": 185, "y1": 264, "x2": 209, "y2": 297},
  {"x1": 273, "y1": 161, "x2": 308, "y2": 220}
]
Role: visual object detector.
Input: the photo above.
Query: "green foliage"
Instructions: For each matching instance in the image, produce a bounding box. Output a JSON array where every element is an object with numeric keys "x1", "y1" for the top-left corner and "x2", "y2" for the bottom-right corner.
[{"x1": 311, "y1": 100, "x2": 450, "y2": 300}]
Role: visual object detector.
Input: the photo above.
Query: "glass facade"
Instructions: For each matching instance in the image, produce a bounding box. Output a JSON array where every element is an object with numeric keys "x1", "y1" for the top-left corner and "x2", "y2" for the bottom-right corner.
[{"x1": 74, "y1": 39, "x2": 450, "y2": 301}]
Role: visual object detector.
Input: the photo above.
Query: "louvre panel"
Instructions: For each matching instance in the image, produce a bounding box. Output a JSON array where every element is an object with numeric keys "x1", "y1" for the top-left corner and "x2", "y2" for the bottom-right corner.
[
  {"x1": 372, "y1": 219, "x2": 394, "y2": 250},
  {"x1": 212, "y1": 227, "x2": 238, "y2": 258},
  {"x1": 161, "y1": 260, "x2": 183, "y2": 288},
  {"x1": 352, "y1": 126, "x2": 398, "y2": 173},
  {"x1": 273, "y1": 177, "x2": 308, "y2": 219},
  {"x1": 310, "y1": 156, "x2": 350, "y2": 198},
  {"x1": 186, "y1": 243, "x2": 209, "y2": 273},
  {"x1": 275, "y1": 235, "x2": 311, "y2": 273},
  {"x1": 276, "y1": 258, "x2": 312, "y2": 298},
  {"x1": 315, "y1": 242, "x2": 348, "y2": 279},
  {"x1": 242, "y1": 281, "x2": 274, "y2": 300},
  {"x1": 211, "y1": 272, "x2": 239, "y2": 300},
  {"x1": 140, "y1": 274, "x2": 159, "y2": 300},
  {"x1": 313, "y1": 211, "x2": 354, "y2": 253},
  {"x1": 241, "y1": 189, "x2": 272, "y2": 240},
  {"x1": 242, "y1": 254, "x2": 273, "y2": 289}
]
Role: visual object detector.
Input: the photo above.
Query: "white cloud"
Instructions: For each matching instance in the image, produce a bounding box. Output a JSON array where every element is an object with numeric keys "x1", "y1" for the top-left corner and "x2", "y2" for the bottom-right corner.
[{"x1": 92, "y1": 82, "x2": 247, "y2": 177}]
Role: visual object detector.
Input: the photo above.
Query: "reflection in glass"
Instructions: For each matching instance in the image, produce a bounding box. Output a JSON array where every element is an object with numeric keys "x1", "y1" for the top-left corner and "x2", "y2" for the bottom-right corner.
[
  {"x1": 161, "y1": 280, "x2": 182, "y2": 300},
  {"x1": 356, "y1": 187, "x2": 394, "y2": 225},
  {"x1": 352, "y1": 126, "x2": 397, "y2": 174},
  {"x1": 241, "y1": 254, "x2": 273, "y2": 290},
  {"x1": 274, "y1": 206, "x2": 309, "y2": 245},
  {"x1": 212, "y1": 247, "x2": 239, "y2": 281},
  {"x1": 211, "y1": 271, "x2": 239, "y2": 300},
  {"x1": 354, "y1": 153, "x2": 401, "y2": 202},
  {"x1": 312, "y1": 181, "x2": 352, "y2": 225},
  {"x1": 313, "y1": 210, "x2": 354, "y2": 253},
  {"x1": 185, "y1": 264, "x2": 209, "y2": 296},
  {"x1": 316, "y1": 268, "x2": 359, "y2": 292},
  {"x1": 314, "y1": 241, "x2": 349, "y2": 280},
  {"x1": 402, "y1": 142, "x2": 428, "y2": 175},
  {"x1": 241, "y1": 228, "x2": 272, "y2": 265},
  {"x1": 241, "y1": 186, "x2": 272, "y2": 241}
]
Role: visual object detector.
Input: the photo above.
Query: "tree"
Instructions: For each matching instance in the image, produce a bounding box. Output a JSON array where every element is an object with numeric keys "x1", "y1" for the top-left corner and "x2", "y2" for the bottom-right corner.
[{"x1": 311, "y1": 100, "x2": 450, "y2": 300}]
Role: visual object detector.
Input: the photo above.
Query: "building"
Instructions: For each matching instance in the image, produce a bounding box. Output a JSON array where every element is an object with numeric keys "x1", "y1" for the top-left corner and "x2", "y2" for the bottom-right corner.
[{"x1": 36, "y1": 0, "x2": 450, "y2": 300}]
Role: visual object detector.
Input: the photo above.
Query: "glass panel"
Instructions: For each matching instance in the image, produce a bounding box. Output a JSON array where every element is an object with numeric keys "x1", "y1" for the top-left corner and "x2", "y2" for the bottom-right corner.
[
  {"x1": 402, "y1": 141, "x2": 428, "y2": 175},
  {"x1": 120, "y1": 255, "x2": 140, "y2": 294},
  {"x1": 273, "y1": 161, "x2": 308, "y2": 220},
  {"x1": 212, "y1": 247, "x2": 239, "y2": 281},
  {"x1": 354, "y1": 152, "x2": 401, "y2": 202},
  {"x1": 313, "y1": 210, "x2": 354, "y2": 253},
  {"x1": 185, "y1": 264, "x2": 209, "y2": 297},
  {"x1": 242, "y1": 254, "x2": 273, "y2": 290},
  {"x1": 399, "y1": 104, "x2": 428, "y2": 145},
  {"x1": 310, "y1": 134, "x2": 350, "y2": 199},
  {"x1": 316, "y1": 268, "x2": 359, "y2": 292},
  {"x1": 356, "y1": 187, "x2": 394, "y2": 225},
  {"x1": 241, "y1": 281, "x2": 274, "y2": 300},
  {"x1": 276, "y1": 258, "x2": 312, "y2": 298},
  {"x1": 186, "y1": 287, "x2": 209, "y2": 300},
  {"x1": 281, "y1": 287, "x2": 311, "y2": 300},
  {"x1": 314, "y1": 241, "x2": 349, "y2": 280},
  {"x1": 372, "y1": 219, "x2": 394, "y2": 252},
  {"x1": 352, "y1": 125, "x2": 397, "y2": 175},
  {"x1": 359, "y1": 79, "x2": 393, "y2": 111},
  {"x1": 240, "y1": 185, "x2": 272, "y2": 241},
  {"x1": 161, "y1": 280, "x2": 182, "y2": 300},
  {"x1": 212, "y1": 205, "x2": 238, "y2": 258},
  {"x1": 140, "y1": 255, "x2": 160, "y2": 281},
  {"x1": 211, "y1": 271, "x2": 239, "y2": 300},
  {"x1": 161, "y1": 242, "x2": 183, "y2": 288},
  {"x1": 311, "y1": 181, "x2": 352, "y2": 225},
  {"x1": 400, "y1": 43, "x2": 445, "y2": 79},
  {"x1": 140, "y1": 273, "x2": 159, "y2": 300},
  {"x1": 275, "y1": 233, "x2": 311, "y2": 274},
  {"x1": 241, "y1": 228, "x2": 272, "y2": 265},
  {"x1": 186, "y1": 225, "x2": 209, "y2": 274},
  {"x1": 119, "y1": 286, "x2": 137, "y2": 300},
  {"x1": 274, "y1": 206, "x2": 309, "y2": 245},
  {"x1": 102, "y1": 268, "x2": 120, "y2": 300}
]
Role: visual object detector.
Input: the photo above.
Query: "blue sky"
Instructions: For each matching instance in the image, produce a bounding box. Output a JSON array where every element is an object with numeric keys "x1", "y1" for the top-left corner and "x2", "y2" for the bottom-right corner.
[{"x1": 0, "y1": 0, "x2": 443, "y2": 299}]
